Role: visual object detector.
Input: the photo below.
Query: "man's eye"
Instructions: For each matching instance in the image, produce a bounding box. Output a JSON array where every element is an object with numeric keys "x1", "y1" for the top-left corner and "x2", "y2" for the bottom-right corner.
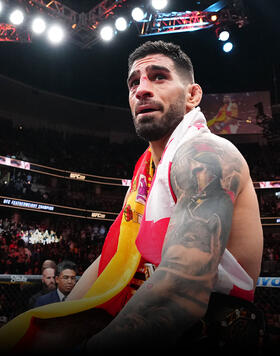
[
  {"x1": 155, "y1": 74, "x2": 166, "y2": 81},
  {"x1": 130, "y1": 79, "x2": 139, "y2": 88}
]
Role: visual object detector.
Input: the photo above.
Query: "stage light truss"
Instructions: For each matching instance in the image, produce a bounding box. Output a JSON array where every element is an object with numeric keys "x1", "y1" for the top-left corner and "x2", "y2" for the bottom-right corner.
[
  {"x1": 138, "y1": 2, "x2": 248, "y2": 36},
  {"x1": 0, "y1": 0, "x2": 248, "y2": 47},
  {"x1": 0, "y1": 22, "x2": 31, "y2": 42},
  {"x1": 26, "y1": 0, "x2": 129, "y2": 47},
  {"x1": 139, "y1": 11, "x2": 219, "y2": 36},
  {"x1": 0, "y1": 0, "x2": 128, "y2": 47},
  {"x1": 24, "y1": 0, "x2": 127, "y2": 29}
]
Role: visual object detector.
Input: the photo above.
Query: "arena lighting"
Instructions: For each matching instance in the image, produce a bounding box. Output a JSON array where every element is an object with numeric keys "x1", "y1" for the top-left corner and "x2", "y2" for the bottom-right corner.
[
  {"x1": 210, "y1": 14, "x2": 218, "y2": 22},
  {"x1": 47, "y1": 24, "x2": 64, "y2": 44},
  {"x1": 0, "y1": 1, "x2": 248, "y2": 49},
  {"x1": 218, "y1": 29, "x2": 230, "y2": 41},
  {"x1": 31, "y1": 17, "x2": 46, "y2": 35},
  {"x1": 9, "y1": 9, "x2": 25, "y2": 25},
  {"x1": 115, "y1": 17, "x2": 127, "y2": 31},
  {"x1": 131, "y1": 7, "x2": 146, "y2": 22},
  {"x1": 223, "y1": 41, "x2": 233, "y2": 53},
  {"x1": 0, "y1": 1, "x2": 3, "y2": 14},
  {"x1": 100, "y1": 25, "x2": 114, "y2": 41},
  {"x1": 152, "y1": 0, "x2": 168, "y2": 11}
]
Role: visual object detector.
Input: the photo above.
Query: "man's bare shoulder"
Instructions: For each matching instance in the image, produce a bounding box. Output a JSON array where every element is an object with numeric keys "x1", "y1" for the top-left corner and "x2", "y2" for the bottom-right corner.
[{"x1": 171, "y1": 131, "x2": 249, "y2": 200}]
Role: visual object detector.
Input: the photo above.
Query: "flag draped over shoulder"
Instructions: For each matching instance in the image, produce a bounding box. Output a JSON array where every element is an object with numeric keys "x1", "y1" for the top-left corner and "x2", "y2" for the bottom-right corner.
[{"x1": 0, "y1": 148, "x2": 153, "y2": 352}]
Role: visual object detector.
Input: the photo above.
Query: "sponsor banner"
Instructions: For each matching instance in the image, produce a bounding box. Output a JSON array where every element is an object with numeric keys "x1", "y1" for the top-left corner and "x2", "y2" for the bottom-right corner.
[
  {"x1": 0, "y1": 274, "x2": 41, "y2": 283},
  {"x1": 257, "y1": 277, "x2": 280, "y2": 287},
  {"x1": 254, "y1": 181, "x2": 280, "y2": 189},
  {"x1": 0, "y1": 196, "x2": 117, "y2": 221},
  {"x1": 0, "y1": 155, "x2": 30, "y2": 170},
  {"x1": 2, "y1": 198, "x2": 54, "y2": 211},
  {"x1": 69, "y1": 172, "x2": 86, "y2": 180},
  {"x1": 0, "y1": 274, "x2": 81, "y2": 283}
]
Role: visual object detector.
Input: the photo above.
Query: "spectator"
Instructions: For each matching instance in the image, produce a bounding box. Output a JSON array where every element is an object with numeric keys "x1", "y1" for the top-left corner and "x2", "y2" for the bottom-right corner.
[
  {"x1": 28, "y1": 261, "x2": 56, "y2": 309},
  {"x1": 41, "y1": 259, "x2": 56, "y2": 270},
  {"x1": 34, "y1": 260, "x2": 77, "y2": 307}
]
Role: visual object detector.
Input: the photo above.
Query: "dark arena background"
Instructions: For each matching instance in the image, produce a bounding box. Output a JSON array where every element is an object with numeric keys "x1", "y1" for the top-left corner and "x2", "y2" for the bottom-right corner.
[{"x1": 0, "y1": 0, "x2": 280, "y2": 352}]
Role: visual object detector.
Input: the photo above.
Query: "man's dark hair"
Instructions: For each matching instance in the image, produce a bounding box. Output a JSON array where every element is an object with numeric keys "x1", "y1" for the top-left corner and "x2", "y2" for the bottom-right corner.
[
  {"x1": 128, "y1": 40, "x2": 194, "y2": 83},
  {"x1": 56, "y1": 260, "x2": 77, "y2": 276}
]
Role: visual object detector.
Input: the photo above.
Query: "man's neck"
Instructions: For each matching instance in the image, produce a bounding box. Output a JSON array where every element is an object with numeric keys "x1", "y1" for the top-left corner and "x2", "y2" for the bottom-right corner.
[
  {"x1": 148, "y1": 113, "x2": 189, "y2": 167},
  {"x1": 149, "y1": 135, "x2": 170, "y2": 168}
]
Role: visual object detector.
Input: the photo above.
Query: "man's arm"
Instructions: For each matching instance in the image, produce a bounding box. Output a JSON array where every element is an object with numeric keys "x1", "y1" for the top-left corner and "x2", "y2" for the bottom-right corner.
[{"x1": 86, "y1": 133, "x2": 244, "y2": 351}]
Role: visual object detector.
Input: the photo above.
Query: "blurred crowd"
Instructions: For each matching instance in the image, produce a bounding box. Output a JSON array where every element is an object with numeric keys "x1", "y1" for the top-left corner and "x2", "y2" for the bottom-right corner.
[
  {"x1": 258, "y1": 189, "x2": 280, "y2": 217},
  {"x1": 0, "y1": 123, "x2": 146, "y2": 179},
  {"x1": 241, "y1": 141, "x2": 280, "y2": 181},
  {"x1": 0, "y1": 214, "x2": 107, "y2": 275},
  {"x1": 0, "y1": 168, "x2": 124, "y2": 212},
  {"x1": 0, "y1": 212, "x2": 279, "y2": 276},
  {"x1": 0, "y1": 125, "x2": 280, "y2": 214},
  {"x1": 1, "y1": 123, "x2": 280, "y2": 181},
  {"x1": 261, "y1": 231, "x2": 280, "y2": 276}
]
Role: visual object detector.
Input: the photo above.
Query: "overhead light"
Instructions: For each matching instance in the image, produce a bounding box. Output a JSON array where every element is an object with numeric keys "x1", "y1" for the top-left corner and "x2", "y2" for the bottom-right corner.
[
  {"x1": 152, "y1": 0, "x2": 168, "y2": 10},
  {"x1": 31, "y1": 18, "x2": 46, "y2": 35},
  {"x1": 0, "y1": 2, "x2": 3, "y2": 14},
  {"x1": 115, "y1": 17, "x2": 127, "y2": 32},
  {"x1": 219, "y1": 30, "x2": 230, "y2": 41},
  {"x1": 47, "y1": 25, "x2": 64, "y2": 44},
  {"x1": 131, "y1": 7, "x2": 145, "y2": 22},
  {"x1": 152, "y1": 0, "x2": 168, "y2": 11},
  {"x1": 9, "y1": 9, "x2": 25, "y2": 25},
  {"x1": 100, "y1": 25, "x2": 114, "y2": 41},
  {"x1": 210, "y1": 14, "x2": 218, "y2": 22},
  {"x1": 223, "y1": 41, "x2": 233, "y2": 53}
]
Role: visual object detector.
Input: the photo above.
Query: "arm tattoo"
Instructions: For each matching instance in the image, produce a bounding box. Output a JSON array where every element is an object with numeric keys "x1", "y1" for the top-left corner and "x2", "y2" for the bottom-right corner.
[{"x1": 87, "y1": 134, "x2": 243, "y2": 351}]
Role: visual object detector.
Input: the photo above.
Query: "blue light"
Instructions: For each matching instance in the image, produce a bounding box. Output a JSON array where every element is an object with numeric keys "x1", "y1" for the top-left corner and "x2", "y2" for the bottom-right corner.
[
  {"x1": 204, "y1": 0, "x2": 226, "y2": 12},
  {"x1": 223, "y1": 41, "x2": 233, "y2": 53}
]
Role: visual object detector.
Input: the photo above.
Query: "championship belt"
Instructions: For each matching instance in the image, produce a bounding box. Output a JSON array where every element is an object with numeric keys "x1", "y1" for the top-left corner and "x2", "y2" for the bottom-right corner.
[{"x1": 127, "y1": 263, "x2": 156, "y2": 296}]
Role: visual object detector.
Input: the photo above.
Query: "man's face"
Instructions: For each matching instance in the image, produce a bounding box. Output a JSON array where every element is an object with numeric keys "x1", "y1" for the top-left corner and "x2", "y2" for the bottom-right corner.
[
  {"x1": 42, "y1": 268, "x2": 56, "y2": 291},
  {"x1": 56, "y1": 268, "x2": 77, "y2": 295},
  {"x1": 128, "y1": 54, "x2": 188, "y2": 142}
]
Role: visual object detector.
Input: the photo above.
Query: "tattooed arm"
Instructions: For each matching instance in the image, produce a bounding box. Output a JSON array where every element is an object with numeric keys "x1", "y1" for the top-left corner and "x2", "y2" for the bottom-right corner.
[{"x1": 85, "y1": 133, "x2": 245, "y2": 351}]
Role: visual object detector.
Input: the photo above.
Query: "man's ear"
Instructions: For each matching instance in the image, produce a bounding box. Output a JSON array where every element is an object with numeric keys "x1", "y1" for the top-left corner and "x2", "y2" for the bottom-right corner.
[{"x1": 185, "y1": 83, "x2": 203, "y2": 112}]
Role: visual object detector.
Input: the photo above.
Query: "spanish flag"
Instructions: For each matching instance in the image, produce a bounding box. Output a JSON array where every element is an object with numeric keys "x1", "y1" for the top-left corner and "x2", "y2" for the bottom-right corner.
[{"x1": 0, "y1": 148, "x2": 153, "y2": 353}]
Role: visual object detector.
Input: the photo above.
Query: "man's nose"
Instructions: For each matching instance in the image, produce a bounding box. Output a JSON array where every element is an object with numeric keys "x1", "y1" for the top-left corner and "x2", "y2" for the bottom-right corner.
[{"x1": 135, "y1": 77, "x2": 154, "y2": 100}]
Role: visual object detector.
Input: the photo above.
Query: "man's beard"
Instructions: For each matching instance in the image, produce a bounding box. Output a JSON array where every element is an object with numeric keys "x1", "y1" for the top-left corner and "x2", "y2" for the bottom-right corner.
[{"x1": 132, "y1": 95, "x2": 186, "y2": 142}]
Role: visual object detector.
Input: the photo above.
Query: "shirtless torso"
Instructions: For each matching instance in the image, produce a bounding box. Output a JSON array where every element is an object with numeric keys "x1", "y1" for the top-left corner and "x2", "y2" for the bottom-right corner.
[{"x1": 67, "y1": 48, "x2": 263, "y2": 351}]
